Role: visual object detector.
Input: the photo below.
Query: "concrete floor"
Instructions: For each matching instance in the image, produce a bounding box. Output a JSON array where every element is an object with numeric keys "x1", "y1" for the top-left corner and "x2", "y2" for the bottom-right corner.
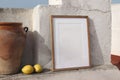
[{"x1": 0, "y1": 65, "x2": 120, "y2": 80}]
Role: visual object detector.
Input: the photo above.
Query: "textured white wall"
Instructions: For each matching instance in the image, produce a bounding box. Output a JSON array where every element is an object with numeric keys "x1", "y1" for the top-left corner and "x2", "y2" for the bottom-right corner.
[
  {"x1": 49, "y1": 0, "x2": 62, "y2": 5},
  {"x1": 0, "y1": 8, "x2": 33, "y2": 30},
  {"x1": 33, "y1": 0, "x2": 111, "y2": 68},
  {"x1": 0, "y1": 0, "x2": 111, "y2": 69},
  {"x1": 111, "y1": 4, "x2": 120, "y2": 56}
]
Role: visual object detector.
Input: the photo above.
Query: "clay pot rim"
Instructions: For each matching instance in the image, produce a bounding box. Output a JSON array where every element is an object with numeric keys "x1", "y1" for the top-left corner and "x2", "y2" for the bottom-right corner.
[{"x1": 0, "y1": 22, "x2": 22, "y2": 25}]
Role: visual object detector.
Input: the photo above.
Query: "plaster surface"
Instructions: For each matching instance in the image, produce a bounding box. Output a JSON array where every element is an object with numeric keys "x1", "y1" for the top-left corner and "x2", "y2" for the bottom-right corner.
[
  {"x1": 0, "y1": 65, "x2": 119, "y2": 80},
  {"x1": 0, "y1": 0, "x2": 112, "y2": 70},
  {"x1": 0, "y1": 0, "x2": 119, "y2": 80},
  {"x1": 33, "y1": 0, "x2": 111, "y2": 69},
  {"x1": 0, "y1": 8, "x2": 33, "y2": 30}
]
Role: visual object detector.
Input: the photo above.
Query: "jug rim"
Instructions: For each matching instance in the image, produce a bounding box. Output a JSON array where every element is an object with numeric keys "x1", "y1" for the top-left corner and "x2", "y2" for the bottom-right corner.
[{"x1": 0, "y1": 22, "x2": 22, "y2": 25}]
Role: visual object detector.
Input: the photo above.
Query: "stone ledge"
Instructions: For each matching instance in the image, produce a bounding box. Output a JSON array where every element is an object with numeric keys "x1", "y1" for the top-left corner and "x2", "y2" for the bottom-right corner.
[{"x1": 0, "y1": 65, "x2": 120, "y2": 80}]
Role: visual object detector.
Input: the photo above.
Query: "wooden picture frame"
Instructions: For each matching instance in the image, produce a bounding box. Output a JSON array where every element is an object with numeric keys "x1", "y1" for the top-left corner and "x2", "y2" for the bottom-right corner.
[{"x1": 50, "y1": 15, "x2": 90, "y2": 71}]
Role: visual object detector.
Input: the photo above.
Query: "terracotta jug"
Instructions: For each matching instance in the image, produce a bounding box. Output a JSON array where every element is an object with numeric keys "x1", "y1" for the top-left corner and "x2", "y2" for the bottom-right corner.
[{"x1": 0, "y1": 22, "x2": 28, "y2": 74}]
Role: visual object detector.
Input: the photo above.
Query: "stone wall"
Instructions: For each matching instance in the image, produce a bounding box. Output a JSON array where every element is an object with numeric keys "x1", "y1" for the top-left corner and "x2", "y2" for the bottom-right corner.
[
  {"x1": 33, "y1": 0, "x2": 111, "y2": 69},
  {"x1": 0, "y1": 8, "x2": 33, "y2": 30},
  {"x1": 0, "y1": 0, "x2": 112, "y2": 69}
]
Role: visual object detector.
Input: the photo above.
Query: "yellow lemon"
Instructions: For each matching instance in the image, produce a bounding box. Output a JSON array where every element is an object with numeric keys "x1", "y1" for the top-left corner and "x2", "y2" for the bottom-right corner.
[
  {"x1": 34, "y1": 64, "x2": 42, "y2": 73},
  {"x1": 21, "y1": 65, "x2": 34, "y2": 74}
]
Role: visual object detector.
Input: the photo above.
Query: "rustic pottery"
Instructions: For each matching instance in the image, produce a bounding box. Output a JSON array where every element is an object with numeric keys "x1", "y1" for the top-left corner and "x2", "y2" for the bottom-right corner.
[{"x1": 0, "y1": 22, "x2": 28, "y2": 74}]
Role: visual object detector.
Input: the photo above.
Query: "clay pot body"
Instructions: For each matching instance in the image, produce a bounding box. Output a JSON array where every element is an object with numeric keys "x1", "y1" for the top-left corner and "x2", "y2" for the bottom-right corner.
[{"x1": 0, "y1": 22, "x2": 27, "y2": 74}]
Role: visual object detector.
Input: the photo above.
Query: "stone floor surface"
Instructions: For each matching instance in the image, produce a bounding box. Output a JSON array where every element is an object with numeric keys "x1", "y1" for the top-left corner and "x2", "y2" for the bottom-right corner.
[{"x1": 0, "y1": 65, "x2": 120, "y2": 80}]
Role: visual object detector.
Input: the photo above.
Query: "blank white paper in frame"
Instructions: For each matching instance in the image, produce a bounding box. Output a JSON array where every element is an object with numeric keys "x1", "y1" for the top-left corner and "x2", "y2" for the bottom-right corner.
[{"x1": 51, "y1": 16, "x2": 90, "y2": 71}]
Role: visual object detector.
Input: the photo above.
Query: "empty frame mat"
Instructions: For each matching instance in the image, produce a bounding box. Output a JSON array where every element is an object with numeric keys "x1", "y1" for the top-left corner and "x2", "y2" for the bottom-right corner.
[{"x1": 51, "y1": 15, "x2": 90, "y2": 71}]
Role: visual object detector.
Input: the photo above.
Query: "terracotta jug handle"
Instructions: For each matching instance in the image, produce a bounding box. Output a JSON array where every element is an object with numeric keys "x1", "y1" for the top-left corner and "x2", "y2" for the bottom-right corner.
[{"x1": 24, "y1": 27, "x2": 28, "y2": 32}]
